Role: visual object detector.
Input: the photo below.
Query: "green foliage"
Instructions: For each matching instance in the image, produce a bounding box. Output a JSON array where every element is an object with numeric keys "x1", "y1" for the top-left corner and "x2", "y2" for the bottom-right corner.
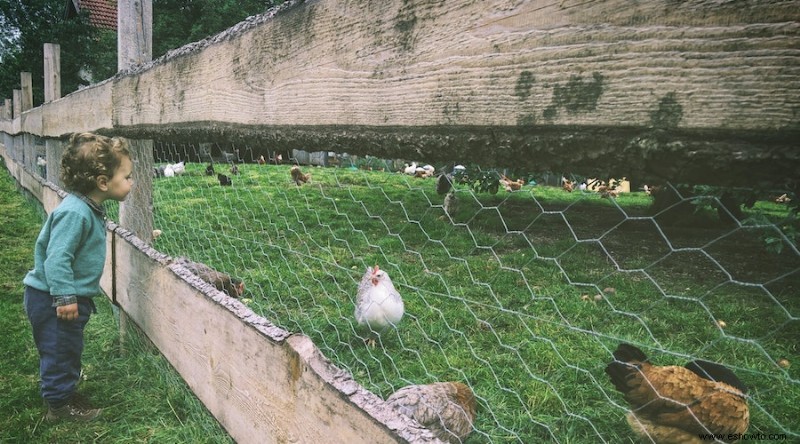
[
  {"x1": 455, "y1": 165, "x2": 501, "y2": 194},
  {"x1": 744, "y1": 195, "x2": 799, "y2": 255},
  {"x1": 664, "y1": 184, "x2": 798, "y2": 253},
  {"x1": 153, "y1": 0, "x2": 286, "y2": 58},
  {"x1": 0, "y1": 0, "x2": 110, "y2": 105}
]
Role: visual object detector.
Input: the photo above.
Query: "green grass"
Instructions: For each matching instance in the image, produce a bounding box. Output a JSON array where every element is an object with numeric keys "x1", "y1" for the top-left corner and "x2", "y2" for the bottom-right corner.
[
  {"x1": 0, "y1": 160, "x2": 233, "y2": 444},
  {"x1": 140, "y1": 162, "x2": 798, "y2": 443},
  {"x1": 6, "y1": 157, "x2": 798, "y2": 443}
]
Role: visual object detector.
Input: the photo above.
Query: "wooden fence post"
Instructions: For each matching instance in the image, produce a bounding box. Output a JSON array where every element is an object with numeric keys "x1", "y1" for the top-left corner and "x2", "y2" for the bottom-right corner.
[
  {"x1": 42, "y1": 43, "x2": 62, "y2": 226},
  {"x1": 116, "y1": 0, "x2": 154, "y2": 351},
  {"x1": 45, "y1": 139, "x2": 62, "y2": 185},
  {"x1": 43, "y1": 44, "x2": 61, "y2": 103},
  {"x1": 23, "y1": 134, "x2": 36, "y2": 172},
  {"x1": 20, "y1": 72, "x2": 33, "y2": 112},
  {"x1": 117, "y1": 0, "x2": 154, "y2": 241},
  {"x1": 118, "y1": 0, "x2": 152, "y2": 67},
  {"x1": 12, "y1": 90, "x2": 21, "y2": 119}
]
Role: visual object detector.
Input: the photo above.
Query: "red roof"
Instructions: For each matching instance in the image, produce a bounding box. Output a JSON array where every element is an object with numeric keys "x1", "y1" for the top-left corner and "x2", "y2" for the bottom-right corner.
[{"x1": 69, "y1": 0, "x2": 117, "y2": 30}]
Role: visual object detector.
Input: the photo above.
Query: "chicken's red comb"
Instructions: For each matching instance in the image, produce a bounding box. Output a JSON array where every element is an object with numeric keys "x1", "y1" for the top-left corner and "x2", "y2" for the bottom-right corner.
[{"x1": 372, "y1": 265, "x2": 380, "y2": 274}]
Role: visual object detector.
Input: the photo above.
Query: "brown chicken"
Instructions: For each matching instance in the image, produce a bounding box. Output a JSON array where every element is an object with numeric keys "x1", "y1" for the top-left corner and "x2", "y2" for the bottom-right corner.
[
  {"x1": 386, "y1": 382, "x2": 477, "y2": 443},
  {"x1": 597, "y1": 184, "x2": 620, "y2": 199},
  {"x1": 500, "y1": 175, "x2": 525, "y2": 192},
  {"x1": 173, "y1": 256, "x2": 245, "y2": 298},
  {"x1": 605, "y1": 343, "x2": 749, "y2": 444},
  {"x1": 290, "y1": 165, "x2": 311, "y2": 186},
  {"x1": 562, "y1": 176, "x2": 574, "y2": 192}
]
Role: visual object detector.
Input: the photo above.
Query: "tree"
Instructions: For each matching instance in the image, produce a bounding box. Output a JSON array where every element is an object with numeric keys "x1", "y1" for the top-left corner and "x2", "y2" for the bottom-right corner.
[
  {"x1": 152, "y1": 0, "x2": 284, "y2": 59},
  {"x1": 0, "y1": 0, "x2": 113, "y2": 106},
  {"x1": 0, "y1": 13, "x2": 19, "y2": 62}
]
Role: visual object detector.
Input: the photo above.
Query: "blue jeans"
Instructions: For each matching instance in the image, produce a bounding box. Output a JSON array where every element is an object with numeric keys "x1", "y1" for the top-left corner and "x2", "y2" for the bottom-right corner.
[{"x1": 24, "y1": 286, "x2": 96, "y2": 408}]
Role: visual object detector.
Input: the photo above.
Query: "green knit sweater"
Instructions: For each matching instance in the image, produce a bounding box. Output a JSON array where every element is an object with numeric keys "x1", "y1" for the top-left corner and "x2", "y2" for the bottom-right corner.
[{"x1": 23, "y1": 194, "x2": 107, "y2": 298}]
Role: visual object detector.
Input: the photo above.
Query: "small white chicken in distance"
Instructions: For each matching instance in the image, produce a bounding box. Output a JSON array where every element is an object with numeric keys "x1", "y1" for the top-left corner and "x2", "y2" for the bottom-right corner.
[
  {"x1": 355, "y1": 265, "x2": 404, "y2": 347},
  {"x1": 386, "y1": 382, "x2": 477, "y2": 444}
]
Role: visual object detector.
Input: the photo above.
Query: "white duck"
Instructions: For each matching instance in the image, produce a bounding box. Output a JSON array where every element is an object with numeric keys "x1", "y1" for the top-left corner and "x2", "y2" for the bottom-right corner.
[{"x1": 355, "y1": 265, "x2": 405, "y2": 347}]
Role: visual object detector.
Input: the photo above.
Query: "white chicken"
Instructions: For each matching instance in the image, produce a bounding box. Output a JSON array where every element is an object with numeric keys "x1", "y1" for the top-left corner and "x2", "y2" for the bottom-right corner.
[
  {"x1": 172, "y1": 161, "x2": 186, "y2": 175},
  {"x1": 403, "y1": 162, "x2": 418, "y2": 175},
  {"x1": 354, "y1": 265, "x2": 404, "y2": 347}
]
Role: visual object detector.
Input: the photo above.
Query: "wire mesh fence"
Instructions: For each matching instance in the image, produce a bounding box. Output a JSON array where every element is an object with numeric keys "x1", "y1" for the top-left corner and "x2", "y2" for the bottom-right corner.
[
  {"x1": 69, "y1": 139, "x2": 792, "y2": 443},
  {"x1": 2, "y1": 133, "x2": 798, "y2": 441}
]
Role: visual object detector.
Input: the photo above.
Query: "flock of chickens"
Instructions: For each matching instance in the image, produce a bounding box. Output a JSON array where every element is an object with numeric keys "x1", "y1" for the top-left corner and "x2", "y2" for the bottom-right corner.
[
  {"x1": 352, "y1": 262, "x2": 751, "y2": 443},
  {"x1": 155, "y1": 159, "x2": 752, "y2": 443}
]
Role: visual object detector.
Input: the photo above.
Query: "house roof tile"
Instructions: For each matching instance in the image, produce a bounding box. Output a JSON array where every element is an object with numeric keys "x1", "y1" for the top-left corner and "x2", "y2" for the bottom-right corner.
[{"x1": 79, "y1": 0, "x2": 117, "y2": 30}]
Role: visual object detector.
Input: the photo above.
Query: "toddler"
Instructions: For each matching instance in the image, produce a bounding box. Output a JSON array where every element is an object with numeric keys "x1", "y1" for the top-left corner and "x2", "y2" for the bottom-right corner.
[{"x1": 23, "y1": 132, "x2": 133, "y2": 421}]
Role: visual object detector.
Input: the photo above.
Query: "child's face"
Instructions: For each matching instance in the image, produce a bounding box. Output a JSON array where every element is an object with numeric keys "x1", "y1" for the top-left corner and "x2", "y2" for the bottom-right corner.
[{"x1": 105, "y1": 156, "x2": 134, "y2": 202}]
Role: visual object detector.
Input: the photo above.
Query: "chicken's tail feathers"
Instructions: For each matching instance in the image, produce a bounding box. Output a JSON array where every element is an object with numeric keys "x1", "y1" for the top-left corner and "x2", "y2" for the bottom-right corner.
[
  {"x1": 612, "y1": 343, "x2": 649, "y2": 363},
  {"x1": 605, "y1": 343, "x2": 648, "y2": 393},
  {"x1": 436, "y1": 173, "x2": 453, "y2": 195},
  {"x1": 685, "y1": 360, "x2": 748, "y2": 394},
  {"x1": 452, "y1": 382, "x2": 478, "y2": 420},
  {"x1": 605, "y1": 361, "x2": 634, "y2": 393}
]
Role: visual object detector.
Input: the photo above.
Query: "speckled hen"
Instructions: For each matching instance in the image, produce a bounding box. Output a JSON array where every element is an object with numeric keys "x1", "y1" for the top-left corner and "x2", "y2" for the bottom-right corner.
[{"x1": 386, "y1": 382, "x2": 477, "y2": 443}]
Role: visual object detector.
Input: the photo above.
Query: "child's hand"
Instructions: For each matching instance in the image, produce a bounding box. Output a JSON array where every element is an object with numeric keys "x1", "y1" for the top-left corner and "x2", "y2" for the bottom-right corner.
[{"x1": 56, "y1": 303, "x2": 79, "y2": 321}]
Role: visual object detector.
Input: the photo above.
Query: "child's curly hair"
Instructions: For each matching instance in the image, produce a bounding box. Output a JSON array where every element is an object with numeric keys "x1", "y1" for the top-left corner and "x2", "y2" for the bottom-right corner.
[{"x1": 60, "y1": 133, "x2": 131, "y2": 194}]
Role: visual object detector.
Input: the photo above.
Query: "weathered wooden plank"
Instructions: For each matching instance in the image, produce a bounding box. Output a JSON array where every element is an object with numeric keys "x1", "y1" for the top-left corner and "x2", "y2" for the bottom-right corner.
[
  {"x1": 20, "y1": 72, "x2": 33, "y2": 112},
  {"x1": 106, "y1": 0, "x2": 799, "y2": 187},
  {"x1": 19, "y1": 107, "x2": 43, "y2": 138},
  {"x1": 117, "y1": 0, "x2": 153, "y2": 69},
  {"x1": 112, "y1": 0, "x2": 800, "y2": 130},
  {"x1": 4, "y1": 0, "x2": 800, "y2": 186},
  {"x1": 43, "y1": 43, "x2": 61, "y2": 103},
  {"x1": 41, "y1": 81, "x2": 114, "y2": 137},
  {"x1": 12, "y1": 90, "x2": 21, "y2": 120}
]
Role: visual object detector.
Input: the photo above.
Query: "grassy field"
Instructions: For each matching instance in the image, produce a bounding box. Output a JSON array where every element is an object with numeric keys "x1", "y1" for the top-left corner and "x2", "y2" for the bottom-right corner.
[
  {"x1": 0, "y1": 161, "x2": 233, "y2": 443},
  {"x1": 133, "y1": 160, "x2": 798, "y2": 443}
]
